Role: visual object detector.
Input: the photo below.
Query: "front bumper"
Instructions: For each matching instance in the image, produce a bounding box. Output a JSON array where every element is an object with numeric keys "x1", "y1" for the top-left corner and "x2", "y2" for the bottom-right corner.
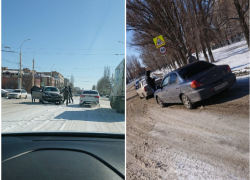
[
  {"x1": 186, "y1": 73, "x2": 236, "y2": 103},
  {"x1": 8, "y1": 94, "x2": 18, "y2": 98},
  {"x1": 42, "y1": 96, "x2": 63, "y2": 102}
]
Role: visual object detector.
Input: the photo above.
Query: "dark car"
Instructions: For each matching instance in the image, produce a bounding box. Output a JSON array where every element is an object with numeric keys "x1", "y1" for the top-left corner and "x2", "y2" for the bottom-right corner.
[
  {"x1": 1, "y1": 89, "x2": 8, "y2": 97},
  {"x1": 154, "y1": 61, "x2": 236, "y2": 109},
  {"x1": 134, "y1": 80, "x2": 139, "y2": 89}
]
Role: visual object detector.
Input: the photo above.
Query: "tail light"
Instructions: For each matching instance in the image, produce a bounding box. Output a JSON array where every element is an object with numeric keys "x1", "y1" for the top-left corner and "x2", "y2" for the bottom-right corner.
[
  {"x1": 144, "y1": 87, "x2": 146, "y2": 92},
  {"x1": 191, "y1": 80, "x2": 203, "y2": 88},
  {"x1": 95, "y1": 96, "x2": 99, "y2": 98},
  {"x1": 80, "y1": 95, "x2": 85, "y2": 97},
  {"x1": 227, "y1": 65, "x2": 231, "y2": 73}
]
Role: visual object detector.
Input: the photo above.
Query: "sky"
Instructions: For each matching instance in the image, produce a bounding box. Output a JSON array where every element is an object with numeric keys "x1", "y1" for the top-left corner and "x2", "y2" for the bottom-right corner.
[{"x1": 1, "y1": 0, "x2": 125, "y2": 89}]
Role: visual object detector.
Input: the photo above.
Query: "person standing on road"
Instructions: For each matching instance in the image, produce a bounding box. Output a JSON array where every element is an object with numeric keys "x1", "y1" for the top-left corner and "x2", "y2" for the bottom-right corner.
[
  {"x1": 145, "y1": 70, "x2": 156, "y2": 92},
  {"x1": 186, "y1": 52, "x2": 198, "y2": 64},
  {"x1": 61, "y1": 86, "x2": 69, "y2": 105},
  {"x1": 30, "y1": 86, "x2": 36, "y2": 103},
  {"x1": 68, "y1": 86, "x2": 74, "y2": 103}
]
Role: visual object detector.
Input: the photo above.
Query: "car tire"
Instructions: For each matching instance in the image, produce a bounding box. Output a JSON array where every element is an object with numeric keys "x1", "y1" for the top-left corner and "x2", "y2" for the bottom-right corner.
[
  {"x1": 116, "y1": 101, "x2": 121, "y2": 113},
  {"x1": 110, "y1": 100, "x2": 116, "y2": 109},
  {"x1": 25, "y1": 95, "x2": 27, "y2": 99},
  {"x1": 157, "y1": 96, "x2": 165, "y2": 108},
  {"x1": 181, "y1": 94, "x2": 193, "y2": 109},
  {"x1": 8, "y1": 97, "x2": 11, "y2": 99}
]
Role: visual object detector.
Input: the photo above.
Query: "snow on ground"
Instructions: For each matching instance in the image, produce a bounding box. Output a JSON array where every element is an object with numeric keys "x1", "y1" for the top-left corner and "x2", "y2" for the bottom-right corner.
[{"x1": 1, "y1": 97, "x2": 125, "y2": 133}]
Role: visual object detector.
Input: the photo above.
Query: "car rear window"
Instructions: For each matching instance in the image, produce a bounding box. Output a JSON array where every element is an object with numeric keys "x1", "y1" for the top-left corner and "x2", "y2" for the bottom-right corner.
[
  {"x1": 82, "y1": 91, "x2": 98, "y2": 94},
  {"x1": 179, "y1": 61, "x2": 215, "y2": 79}
]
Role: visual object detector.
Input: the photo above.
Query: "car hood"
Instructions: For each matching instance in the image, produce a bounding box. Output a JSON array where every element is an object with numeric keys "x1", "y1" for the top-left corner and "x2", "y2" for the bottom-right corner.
[{"x1": 44, "y1": 92, "x2": 61, "y2": 96}]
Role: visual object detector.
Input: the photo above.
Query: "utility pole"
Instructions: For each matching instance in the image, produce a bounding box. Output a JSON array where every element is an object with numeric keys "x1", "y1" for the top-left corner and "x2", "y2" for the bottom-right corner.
[
  {"x1": 19, "y1": 39, "x2": 30, "y2": 89},
  {"x1": 32, "y1": 49, "x2": 38, "y2": 87},
  {"x1": 32, "y1": 59, "x2": 34, "y2": 86}
]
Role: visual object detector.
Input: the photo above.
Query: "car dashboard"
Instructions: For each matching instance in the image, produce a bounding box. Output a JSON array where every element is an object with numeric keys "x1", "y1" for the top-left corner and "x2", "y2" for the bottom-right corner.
[{"x1": 2, "y1": 132, "x2": 125, "y2": 180}]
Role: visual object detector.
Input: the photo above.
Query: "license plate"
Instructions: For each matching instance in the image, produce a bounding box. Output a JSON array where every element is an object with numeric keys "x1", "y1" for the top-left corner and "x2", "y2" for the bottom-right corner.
[{"x1": 214, "y1": 81, "x2": 228, "y2": 91}]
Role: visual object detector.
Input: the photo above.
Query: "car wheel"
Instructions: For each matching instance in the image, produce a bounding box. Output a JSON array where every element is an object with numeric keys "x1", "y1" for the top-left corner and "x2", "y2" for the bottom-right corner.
[
  {"x1": 25, "y1": 95, "x2": 27, "y2": 99},
  {"x1": 157, "y1": 96, "x2": 165, "y2": 108},
  {"x1": 181, "y1": 94, "x2": 193, "y2": 109}
]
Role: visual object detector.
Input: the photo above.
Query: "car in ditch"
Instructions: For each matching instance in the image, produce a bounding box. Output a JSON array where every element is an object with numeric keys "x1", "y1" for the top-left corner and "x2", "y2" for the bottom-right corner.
[
  {"x1": 136, "y1": 77, "x2": 162, "y2": 99},
  {"x1": 31, "y1": 86, "x2": 63, "y2": 104},
  {"x1": 154, "y1": 61, "x2": 236, "y2": 109},
  {"x1": 7, "y1": 89, "x2": 28, "y2": 99},
  {"x1": 79, "y1": 90, "x2": 100, "y2": 107}
]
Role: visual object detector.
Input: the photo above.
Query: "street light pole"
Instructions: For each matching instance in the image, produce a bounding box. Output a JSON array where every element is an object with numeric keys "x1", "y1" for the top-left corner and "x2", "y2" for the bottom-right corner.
[
  {"x1": 19, "y1": 39, "x2": 31, "y2": 89},
  {"x1": 32, "y1": 49, "x2": 39, "y2": 87},
  {"x1": 51, "y1": 64, "x2": 55, "y2": 86}
]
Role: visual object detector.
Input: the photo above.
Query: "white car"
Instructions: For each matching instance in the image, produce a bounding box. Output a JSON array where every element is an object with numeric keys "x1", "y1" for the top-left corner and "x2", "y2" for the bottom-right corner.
[
  {"x1": 7, "y1": 89, "x2": 28, "y2": 99},
  {"x1": 79, "y1": 90, "x2": 100, "y2": 107}
]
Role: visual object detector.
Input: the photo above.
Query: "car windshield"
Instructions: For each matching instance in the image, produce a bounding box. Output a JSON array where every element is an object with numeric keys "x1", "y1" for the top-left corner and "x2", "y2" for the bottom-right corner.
[
  {"x1": 179, "y1": 61, "x2": 215, "y2": 79},
  {"x1": 13, "y1": 90, "x2": 21, "y2": 93},
  {"x1": 1, "y1": 0, "x2": 125, "y2": 135},
  {"x1": 45, "y1": 87, "x2": 59, "y2": 92}
]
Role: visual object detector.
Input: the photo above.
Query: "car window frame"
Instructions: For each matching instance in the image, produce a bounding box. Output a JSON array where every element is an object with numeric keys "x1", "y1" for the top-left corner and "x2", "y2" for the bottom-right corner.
[
  {"x1": 161, "y1": 76, "x2": 170, "y2": 87},
  {"x1": 169, "y1": 73, "x2": 179, "y2": 85}
]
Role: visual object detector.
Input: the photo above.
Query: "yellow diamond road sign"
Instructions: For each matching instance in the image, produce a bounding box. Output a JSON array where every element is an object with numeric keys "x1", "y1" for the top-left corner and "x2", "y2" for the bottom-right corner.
[{"x1": 153, "y1": 35, "x2": 165, "y2": 48}]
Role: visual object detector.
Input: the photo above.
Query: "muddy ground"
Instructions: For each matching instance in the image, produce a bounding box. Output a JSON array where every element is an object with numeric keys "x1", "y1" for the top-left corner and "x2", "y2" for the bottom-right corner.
[{"x1": 126, "y1": 76, "x2": 249, "y2": 180}]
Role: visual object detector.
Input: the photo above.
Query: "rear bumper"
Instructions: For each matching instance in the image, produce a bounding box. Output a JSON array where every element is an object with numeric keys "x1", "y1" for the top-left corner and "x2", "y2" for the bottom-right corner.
[
  {"x1": 186, "y1": 73, "x2": 236, "y2": 103},
  {"x1": 80, "y1": 100, "x2": 99, "y2": 105}
]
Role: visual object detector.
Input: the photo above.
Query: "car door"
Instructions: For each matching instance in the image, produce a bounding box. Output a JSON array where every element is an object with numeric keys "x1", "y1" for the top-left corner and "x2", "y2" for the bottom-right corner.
[
  {"x1": 160, "y1": 76, "x2": 172, "y2": 103},
  {"x1": 32, "y1": 87, "x2": 43, "y2": 99},
  {"x1": 138, "y1": 82, "x2": 143, "y2": 97},
  {"x1": 22, "y1": 90, "x2": 27, "y2": 98},
  {"x1": 168, "y1": 73, "x2": 182, "y2": 103}
]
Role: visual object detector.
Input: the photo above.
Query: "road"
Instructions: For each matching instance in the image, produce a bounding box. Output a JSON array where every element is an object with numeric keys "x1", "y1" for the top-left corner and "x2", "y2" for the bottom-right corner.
[
  {"x1": 2, "y1": 96, "x2": 125, "y2": 133},
  {"x1": 126, "y1": 76, "x2": 249, "y2": 180}
]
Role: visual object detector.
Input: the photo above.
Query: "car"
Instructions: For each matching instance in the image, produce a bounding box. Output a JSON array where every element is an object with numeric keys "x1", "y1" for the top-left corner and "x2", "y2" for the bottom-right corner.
[
  {"x1": 136, "y1": 78, "x2": 162, "y2": 99},
  {"x1": 134, "y1": 80, "x2": 139, "y2": 89},
  {"x1": 32, "y1": 86, "x2": 63, "y2": 104},
  {"x1": 1, "y1": 89, "x2": 9, "y2": 97},
  {"x1": 154, "y1": 61, "x2": 236, "y2": 109},
  {"x1": 7, "y1": 89, "x2": 28, "y2": 99},
  {"x1": 79, "y1": 90, "x2": 100, "y2": 107},
  {"x1": 2, "y1": 132, "x2": 125, "y2": 180}
]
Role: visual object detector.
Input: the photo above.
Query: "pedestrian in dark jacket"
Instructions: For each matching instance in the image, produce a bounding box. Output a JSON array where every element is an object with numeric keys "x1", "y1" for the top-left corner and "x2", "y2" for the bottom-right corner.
[
  {"x1": 145, "y1": 70, "x2": 156, "y2": 92},
  {"x1": 61, "y1": 86, "x2": 69, "y2": 105},
  {"x1": 30, "y1": 86, "x2": 36, "y2": 103},
  {"x1": 68, "y1": 86, "x2": 73, "y2": 103},
  {"x1": 186, "y1": 52, "x2": 198, "y2": 64}
]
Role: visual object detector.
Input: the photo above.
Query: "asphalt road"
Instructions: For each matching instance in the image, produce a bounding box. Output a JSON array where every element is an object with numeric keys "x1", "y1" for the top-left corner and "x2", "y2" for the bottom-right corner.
[
  {"x1": 126, "y1": 77, "x2": 249, "y2": 180},
  {"x1": 1, "y1": 96, "x2": 125, "y2": 133}
]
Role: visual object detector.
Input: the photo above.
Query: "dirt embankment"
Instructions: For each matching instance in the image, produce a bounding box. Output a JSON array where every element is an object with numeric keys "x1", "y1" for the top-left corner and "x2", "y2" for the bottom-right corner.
[{"x1": 126, "y1": 79, "x2": 249, "y2": 180}]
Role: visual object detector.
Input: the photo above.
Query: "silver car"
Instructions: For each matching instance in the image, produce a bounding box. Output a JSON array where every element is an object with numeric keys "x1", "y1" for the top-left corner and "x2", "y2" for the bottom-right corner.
[{"x1": 154, "y1": 61, "x2": 236, "y2": 109}]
